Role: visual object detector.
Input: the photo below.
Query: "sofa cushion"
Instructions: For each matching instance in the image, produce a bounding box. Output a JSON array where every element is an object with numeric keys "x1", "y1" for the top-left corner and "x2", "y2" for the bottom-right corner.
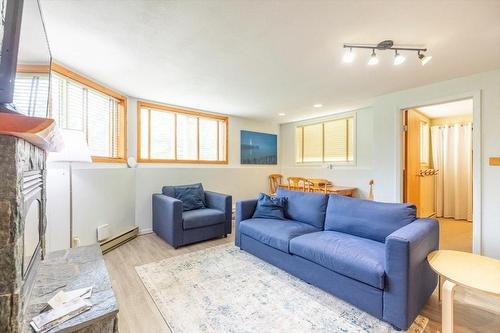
[
  {"x1": 324, "y1": 195, "x2": 416, "y2": 243},
  {"x1": 276, "y1": 188, "x2": 328, "y2": 229},
  {"x1": 182, "y1": 208, "x2": 224, "y2": 230},
  {"x1": 252, "y1": 193, "x2": 287, "y2": 220},
  {"x1": 163, "y1": 183, "x2": 206, "y2": 211},
  {"x1": 239, "y1": 218, "x2": 319, "y2": 253},
  {"x1": 290, "y1": 231, "x2": 386, "y2": 289}
]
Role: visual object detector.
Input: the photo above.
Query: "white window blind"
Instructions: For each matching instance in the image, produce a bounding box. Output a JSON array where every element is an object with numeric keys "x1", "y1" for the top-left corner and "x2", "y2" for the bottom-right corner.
[
  {"x1": 296, "y1": 116, "x2": 355, "y2": 164},
  {"x1": 139, "y1": 104, "x2": 228, "y2": 163},
  {"x1": 50, "y1": 72, "x2": 124, "y2": 160},
  {"x1": 13, "y1": 73, "x2": 50, "y2": 117}
]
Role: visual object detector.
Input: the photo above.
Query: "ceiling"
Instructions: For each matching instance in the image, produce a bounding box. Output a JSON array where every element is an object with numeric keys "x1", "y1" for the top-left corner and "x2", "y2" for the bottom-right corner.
[
  {"x1": 39, "y1": 0, "x2": 500, "y2": 122},
  {"x1": 417, "y1": 99, "x2": 473, "y2": 119}
]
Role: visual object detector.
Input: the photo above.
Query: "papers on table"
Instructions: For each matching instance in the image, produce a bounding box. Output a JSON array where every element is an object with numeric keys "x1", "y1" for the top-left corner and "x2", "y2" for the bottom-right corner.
[
  {"x1": 47, "y1": 286, "x2": 93, "y2": 309},
  {"x1": 30, "y1": 286, "x2": 93, "y2": 333}
]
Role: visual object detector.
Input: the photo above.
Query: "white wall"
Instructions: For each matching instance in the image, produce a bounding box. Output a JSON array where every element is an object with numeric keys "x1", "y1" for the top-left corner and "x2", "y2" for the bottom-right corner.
[
  {"x1": 46, "y1": 98, "x2": 279, "y2": 249},
  {"x1": 47, "y1": 69, "x2": 500, "y2": 258},
  {"x1": 127, "y1": 98, "x2": 280, "y2": 233},
  {"x1": 371, "y1": 69, "x2": 500, "y2": 258},
  {"x1": 279, "y1": 69, "x2": 500, "y2": 259}
]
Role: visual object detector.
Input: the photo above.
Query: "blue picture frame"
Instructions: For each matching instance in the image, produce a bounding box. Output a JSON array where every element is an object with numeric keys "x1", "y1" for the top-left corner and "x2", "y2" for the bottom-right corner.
[{"x1": 240, "y1": 130, "x2": 277, "y2": 165}]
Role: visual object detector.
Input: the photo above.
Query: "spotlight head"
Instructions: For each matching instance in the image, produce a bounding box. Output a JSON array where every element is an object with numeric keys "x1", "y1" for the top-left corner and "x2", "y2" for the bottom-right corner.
[
  {"x1": 342, "y1": 48, "x2": 355, "y2": 63},
  {"x1": 368, "y1": 49, "x2": 379, "y2": 65},
  {"x1": 418, "y1": 52, "x2": 432, "y2": 65},
  {"x1": 394, "y1": 50, "x2": 406, "y2": 65}
]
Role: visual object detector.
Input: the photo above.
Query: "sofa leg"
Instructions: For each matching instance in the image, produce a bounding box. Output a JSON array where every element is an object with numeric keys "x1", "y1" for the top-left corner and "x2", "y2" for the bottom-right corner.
[{"x1": 223, "y1": 234, "x2": 227, "y2": 238}]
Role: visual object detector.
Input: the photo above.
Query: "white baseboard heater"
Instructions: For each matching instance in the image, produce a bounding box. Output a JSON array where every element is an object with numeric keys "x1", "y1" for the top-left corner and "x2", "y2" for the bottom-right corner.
[{"x1": 100, "y1": 226, "x2": 139, "y2": 254}]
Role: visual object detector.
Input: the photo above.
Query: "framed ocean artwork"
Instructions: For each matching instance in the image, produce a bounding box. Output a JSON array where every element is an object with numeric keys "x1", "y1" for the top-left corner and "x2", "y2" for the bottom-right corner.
[{"x1": 240, "y1": 130, "x2": 277, "y2": 165}]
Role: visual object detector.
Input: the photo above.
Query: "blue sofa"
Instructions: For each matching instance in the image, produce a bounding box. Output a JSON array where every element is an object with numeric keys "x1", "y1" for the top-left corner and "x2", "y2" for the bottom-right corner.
[
  {"x1": 235, "y1": 188, "x2": 438, "y2": 330},
  {"x1": 153, "y1": 186, "x2": 232, "y2": 248}
]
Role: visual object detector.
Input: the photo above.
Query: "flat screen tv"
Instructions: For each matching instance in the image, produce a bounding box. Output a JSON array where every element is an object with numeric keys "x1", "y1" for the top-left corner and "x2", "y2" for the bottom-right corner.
[{"x1": 0, "y1": 0, "x2": 51, "y2": 117}]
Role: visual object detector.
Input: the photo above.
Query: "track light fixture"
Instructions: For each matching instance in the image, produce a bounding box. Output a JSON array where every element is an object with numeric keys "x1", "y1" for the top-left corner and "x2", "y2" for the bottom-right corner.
[
  {"x1": 342, "y1": 40, "x2": 431, "y2": 66},
  {"x1": 342, "y1": 47, "x2": 355, "y2": 63},
  {"x1": 418, "y1": 51, "x2": 432, "y2": 65},
  {"x1": 367, "y1": 49, "x2": 379, "y2": 65},
  {"x1": 394, "y1": 50, "x2": 405, "y2": 65}
]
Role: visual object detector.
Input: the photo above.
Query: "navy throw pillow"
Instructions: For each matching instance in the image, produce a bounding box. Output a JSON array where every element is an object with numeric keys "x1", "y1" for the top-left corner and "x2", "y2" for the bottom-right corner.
[
  {"x1": 174, "y1": 183, "x2": 206, "y2": 211},
  {"x1": 252, "y1": 193, "x2": 287, "y2": 220}
]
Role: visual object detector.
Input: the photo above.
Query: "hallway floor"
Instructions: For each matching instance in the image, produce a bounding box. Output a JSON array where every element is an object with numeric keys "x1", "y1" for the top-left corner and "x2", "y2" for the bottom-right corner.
[{"x1": 438, "y1": 218, "x2": 473, "y2": 252}]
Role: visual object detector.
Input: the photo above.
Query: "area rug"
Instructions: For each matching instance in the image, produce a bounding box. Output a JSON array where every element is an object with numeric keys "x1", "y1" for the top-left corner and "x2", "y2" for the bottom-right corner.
[{"x1": 135, "y1": 244, "x2": 428, "y2": 333}]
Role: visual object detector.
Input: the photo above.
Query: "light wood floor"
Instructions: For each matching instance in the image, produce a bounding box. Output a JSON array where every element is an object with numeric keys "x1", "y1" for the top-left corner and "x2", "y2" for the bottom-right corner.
[{"x1": 104, "y1": 221, "x2": 500, "y2": 333}]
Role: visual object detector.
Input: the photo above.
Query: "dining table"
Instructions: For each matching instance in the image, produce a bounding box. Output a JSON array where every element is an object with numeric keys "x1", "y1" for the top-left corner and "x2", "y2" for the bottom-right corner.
[{"x1": 278, "y1": 182, "x2": 356, "y2": 197}]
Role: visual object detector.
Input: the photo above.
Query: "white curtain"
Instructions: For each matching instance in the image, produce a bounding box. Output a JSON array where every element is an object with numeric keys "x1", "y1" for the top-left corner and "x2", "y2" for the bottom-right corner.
[{"x1": 431, "y1": 124, "x2": 473, "y2": 221}]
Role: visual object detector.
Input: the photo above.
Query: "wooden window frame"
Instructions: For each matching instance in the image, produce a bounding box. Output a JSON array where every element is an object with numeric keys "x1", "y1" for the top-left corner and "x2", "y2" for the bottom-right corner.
[
  {"x1": 295, "y1": 114, "x2": 356, "y2": 165},
  {"x1": 51, "y1": 63, "x2": 128, "y2": 163},
  {"x1": 137, "y1": 101, "x2": 229, "y2": 164}
]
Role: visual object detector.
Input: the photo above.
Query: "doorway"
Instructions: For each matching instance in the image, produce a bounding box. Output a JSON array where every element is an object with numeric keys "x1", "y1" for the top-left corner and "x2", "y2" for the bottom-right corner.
[{"x1": 402, "y1": 99, "x2": 473, "y2": 252}]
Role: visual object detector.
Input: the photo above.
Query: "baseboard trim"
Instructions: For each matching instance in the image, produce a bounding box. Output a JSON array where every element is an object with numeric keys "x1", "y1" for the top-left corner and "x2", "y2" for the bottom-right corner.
[
  {"x1": 139, "y1": 228, "x2": 153, "y2": 235},
  {"x1": 100, "y1": 226, "x2": 139, "y2": 254}
]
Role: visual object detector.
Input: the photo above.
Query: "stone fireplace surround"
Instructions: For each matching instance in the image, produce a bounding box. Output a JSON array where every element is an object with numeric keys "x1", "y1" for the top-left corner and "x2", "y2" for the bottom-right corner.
[{"x1": 0, "y1": 135, "x2": 46, "y2": 333}]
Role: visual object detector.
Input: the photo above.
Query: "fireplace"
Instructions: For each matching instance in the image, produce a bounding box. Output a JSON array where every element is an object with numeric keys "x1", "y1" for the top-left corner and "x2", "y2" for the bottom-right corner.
[
  {"x1": 0, "y1": 135, "x2": 47, "y2": 333},
  {"x1": 22, "y1": 171, "x2": 44, "y2": 276}
]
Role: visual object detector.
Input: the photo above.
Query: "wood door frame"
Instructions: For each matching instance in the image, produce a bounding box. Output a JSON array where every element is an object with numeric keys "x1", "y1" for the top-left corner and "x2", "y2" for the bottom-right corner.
[{"x1": 399, "y1": 91, "x2": 482, "y2": 254}]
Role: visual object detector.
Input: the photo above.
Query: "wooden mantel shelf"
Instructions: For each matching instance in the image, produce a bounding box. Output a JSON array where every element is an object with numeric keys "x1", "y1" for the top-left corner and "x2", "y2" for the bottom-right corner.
[{"x1": 0, "y1": 112, "x2": 61, "y2": 152}]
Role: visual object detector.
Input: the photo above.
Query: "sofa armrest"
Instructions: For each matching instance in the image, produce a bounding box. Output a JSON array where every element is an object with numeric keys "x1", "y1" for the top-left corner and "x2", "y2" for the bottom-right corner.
[
  {"x1": 205, "y1": 191, "x2": 233, "y2": 234},
  {"x1": 383, "y1": 218, "x2": 439, "y2": 330},
  {"x1": 235, "y1": 199, "x2": 257, "y2": 246},
  {"x1": 152, "y1": 194, "x2": 183, "y2": 248}
]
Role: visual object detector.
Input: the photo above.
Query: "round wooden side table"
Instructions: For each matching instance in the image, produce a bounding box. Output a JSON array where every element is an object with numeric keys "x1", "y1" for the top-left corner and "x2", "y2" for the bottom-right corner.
[{"x1": 427, "y1": 250, "x2": 500, "y2": 333}]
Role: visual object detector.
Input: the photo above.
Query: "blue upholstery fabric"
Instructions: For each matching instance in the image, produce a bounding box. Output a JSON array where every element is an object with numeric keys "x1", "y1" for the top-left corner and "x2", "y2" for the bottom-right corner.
[
  {"x1": 276, "y1": 188, "x2": 328, "y2": 228},
  {"x1": 240, "y1": 234, "x2": 384, "y2": 318},
  {"x1": 182, "y1": 208, "x2": 225, "y2": 230},
  {"x1": 239, "y1": 218, "x2": 318, "y2": 253},
  {"x1": 162, "y1": 183, "x2": 206, "y2": 202},
  {"x1": 205, "y1": 191, "x2": 232, "y2": 235},
  {"x1": 235, "y1": 193, "x2": 438, "y2": 331},
  {"x1": 152, "y1": 194, "x2": 183, "y2": 248},
  {"x1": 174, "y1": 184, "x2": 206, "y2": 211},
  {"x1": 384, "y1": 218, "x2": 439, "y2": 330},
  {"x1": 235, "y1": 199, "x2": 258, "y2": 246},
  {"x1": 252, "y1": 193, "x2": 287, "y2": 220},
  {"x1": 324, "y1": 195, "x2": 416, "y2": 243},
  {"x1": 153, "y1": 188, "x2": 232, "y2": 248},
  {"x1": 290, "y1": 231, "x2": 385, "y2": 289}
]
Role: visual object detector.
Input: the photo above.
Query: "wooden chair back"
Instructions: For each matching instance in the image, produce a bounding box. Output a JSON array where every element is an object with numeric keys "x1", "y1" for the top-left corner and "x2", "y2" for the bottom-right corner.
[
  {"x1": 268, "y1": 174, "x2": 283, "y2": 195},
  {"x1": 307, "y1": 178, "x2": 332, "y2": 194},
  {"x1": 287, "y1": 177, "x2": 312, "y2": 192}
]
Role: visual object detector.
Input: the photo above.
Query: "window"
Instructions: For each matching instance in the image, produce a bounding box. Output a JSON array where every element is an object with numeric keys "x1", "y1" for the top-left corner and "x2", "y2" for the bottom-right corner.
[
  {"x1": 13, "y1": 66, "x2": 50, "y2": 117},
  {"x1": 296, "y1": 116, "x2": 354, "y2": 164},
  {"x1": 138, "y1": 101, "x2": 228, "y2": 163},
  {"x1": 50, "y1": 64, "x2": 127, "y2": 162}
]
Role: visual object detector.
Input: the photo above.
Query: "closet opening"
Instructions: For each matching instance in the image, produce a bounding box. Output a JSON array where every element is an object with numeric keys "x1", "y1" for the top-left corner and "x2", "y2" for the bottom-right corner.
[{"x1": 402, "y1": 98, "x2": 473, "y2": 252}]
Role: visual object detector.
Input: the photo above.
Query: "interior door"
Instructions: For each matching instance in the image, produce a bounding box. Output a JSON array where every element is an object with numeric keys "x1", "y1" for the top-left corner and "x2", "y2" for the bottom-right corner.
[{"x1": 403, "y1": 109, "x2": 431, "y2": 216}]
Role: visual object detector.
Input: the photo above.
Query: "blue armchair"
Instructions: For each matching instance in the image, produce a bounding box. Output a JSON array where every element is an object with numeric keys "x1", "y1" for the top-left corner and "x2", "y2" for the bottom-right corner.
[{"x1": 153, "y1": 185, "x2": 232, "y2": 248}]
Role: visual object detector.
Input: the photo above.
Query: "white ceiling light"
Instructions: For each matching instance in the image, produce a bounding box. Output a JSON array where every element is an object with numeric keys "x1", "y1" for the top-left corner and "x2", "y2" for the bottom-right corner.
[
  {"x1": 418, "y1": 51, "x2": 432, "y2": 65},
  {"x1": 343, "y1": 40, "x2": 429, "y2": 67},
  {"x1": 367, "y1": 49, "x2": 379, "y2": 65},
  {"x1": 393, "y1": 50, "x2": 406, "y2": 65},
  {"x1": 313, "y1": 104, "x2": 323, "y2": 108},
  {"x1": 278, "y1": 112, "x2": 286, "y2": 116},
  {"x1": 342, "y1": 48, "x2": 355, "y2": 63}
]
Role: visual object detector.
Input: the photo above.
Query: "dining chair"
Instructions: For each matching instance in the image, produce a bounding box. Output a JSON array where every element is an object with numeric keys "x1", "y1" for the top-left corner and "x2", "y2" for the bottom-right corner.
[
  {"x1": 287, "y1": 177, "x2": 312, "y2": 192},
  {"x1": 268, "y1": 174, "x2": 283, "y2": 195},
  {"x1": 307, "y1": 178, "x2": 332, "y2": 194}
]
